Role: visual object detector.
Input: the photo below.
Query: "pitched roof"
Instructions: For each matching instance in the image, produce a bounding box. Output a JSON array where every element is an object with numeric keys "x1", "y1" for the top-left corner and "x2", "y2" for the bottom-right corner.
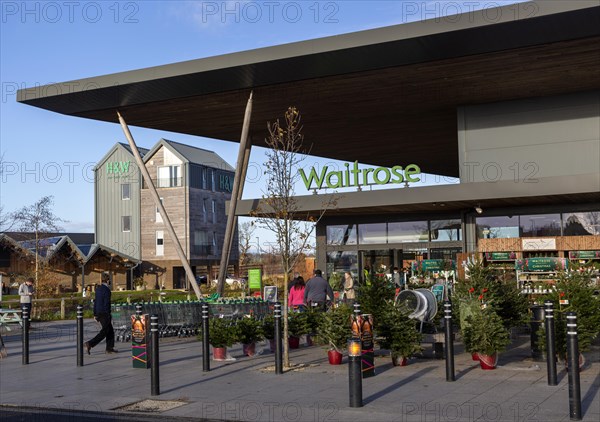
[
  {"x1": 95, "y1": 143, "x2": 149, "y2": 171},
  {"x1": 0, "y1": 233, "x2": 138, "y2": 265},
  {"x1": 119, "y1": 142, "x2": 150, "y2": 157},
  {"x1": 144, "y1": 139, "x2": 234, "y2": 172}
]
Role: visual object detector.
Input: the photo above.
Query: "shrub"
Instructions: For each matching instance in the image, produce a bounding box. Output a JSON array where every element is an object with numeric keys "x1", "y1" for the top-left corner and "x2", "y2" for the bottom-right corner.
[
  {"x1": 463, "y1": 307, "x2": 511, "y2": 356},
  {"x1": 378, "y1": 300, "x2": 422, "y2": 358},
  {"x1": 317, "y1": 304, "x2": 353, "y2": 352},
  {"x1": 236, "y1": 316, "x2": 264, "y2": 344}
]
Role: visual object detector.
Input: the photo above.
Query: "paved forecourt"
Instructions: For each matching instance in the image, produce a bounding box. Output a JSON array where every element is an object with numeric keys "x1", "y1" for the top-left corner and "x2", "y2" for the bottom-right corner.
[{"x1": 0, "y1": 320, "x2": 598, "y2": 422}]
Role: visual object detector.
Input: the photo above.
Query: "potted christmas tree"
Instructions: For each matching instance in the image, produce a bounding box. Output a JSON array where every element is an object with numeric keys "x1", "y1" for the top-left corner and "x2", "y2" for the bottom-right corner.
[
  {"x1": 378, "y1": 300, "x2": 422, "y2": 366},
  {"x1": 317, "y1": 304, "x2": 353, "y2": 364},
  {"x1": 262, "y1": 314, "x2": 276, "y2": 352},
  {"x1": 539, "y1": 270, "x2": 600, "y2": 369},
  {"x1": 287, "y1": 311, "x2": 308, "y2": 349},
  {"x1": 236, "y1": 315, "x2": 264, "y2": 357},
  {"x1": 202, "y1": 317, "x2": 239, "y2": 361},
  {"x1": 463, "y1": 306, "x2": 510, "y2": 369}
]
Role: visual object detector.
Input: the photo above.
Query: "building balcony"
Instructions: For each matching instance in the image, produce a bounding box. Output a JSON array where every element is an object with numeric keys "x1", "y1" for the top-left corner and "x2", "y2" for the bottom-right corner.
[{"x1": 142, "y1": 177, "x2": 183, "y2": 189}]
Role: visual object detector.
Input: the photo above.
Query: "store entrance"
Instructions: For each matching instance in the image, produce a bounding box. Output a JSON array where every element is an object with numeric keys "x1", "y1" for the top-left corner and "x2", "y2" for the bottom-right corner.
[{"x1": 359, "y1": 250, "x2": 393, "y2": 283}]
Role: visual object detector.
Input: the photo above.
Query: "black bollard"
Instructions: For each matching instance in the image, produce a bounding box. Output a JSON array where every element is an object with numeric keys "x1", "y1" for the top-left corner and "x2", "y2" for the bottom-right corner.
[
  {"x1": 22, "y1": 309, "x2": 29, "y2": 365},
  {"x1": 530, "y1": 305, "x2": 545, "y2": 361},
  {"x1": 202, "y1": 303, "x2": 210, "y2": 372},
  {"x1": 566, "y1": 312, "x2": 581, "y2": 421},
  {"x1": 151, "y1": 314, "x2": 160, "y2": 396},
  {"x1": 443, "y1": 301, "x2": 455, "y2": 382},
  {"x1": 274, "y1": 302, "x2": 283, "y2": 374},
  {"x1": 544, "y1": 300, "x2": 557, "y2": 386},
  {"x1": 77, "y1": 305, "x2": 84, "y2": 367},
  {"x1": 351, "y1": 302, "x2": 361, "y2": 339},
  {"x1": 136, "y1": 303, "x2": 143, "y2": 316},
  {"x1": 353, "y1": 303, "x2": 361, "y2": 318},
  {"x1": 348, "y1": 339, "x2": 363, "y2": 407}
]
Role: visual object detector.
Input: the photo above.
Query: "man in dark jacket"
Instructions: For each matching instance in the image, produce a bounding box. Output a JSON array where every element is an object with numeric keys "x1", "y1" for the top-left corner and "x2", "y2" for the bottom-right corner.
[
  {"x1": 85, "y1": 273, "x2": 117, "y2": 354},
  {"x1": 303, "y1": 269, "x2": 334, "y2": 310}
]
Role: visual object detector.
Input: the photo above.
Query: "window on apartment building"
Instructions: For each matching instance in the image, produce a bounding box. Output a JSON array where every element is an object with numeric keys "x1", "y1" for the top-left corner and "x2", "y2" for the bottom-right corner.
[
  {"x1": 212, "y1": 232, "x2": 218, "y2": 255},
  {"x1": 121, "y1": 183, "x2": 130, "y2": 200},
  {"x1": 201, "y1": 167, "x2": 207, "y2": 190},
  {"x1": 156, "y1": 197, "x2": 164, "y2": 223},
  {"x1": 211, "y1": 170, "x2": 216, "y2": 192},
  {"x1": 157, "y1": 165, "x2": 181, "y2": 188},
  {"x1": 203, "y1": 199, "x2": 208, "y2": 223},
  {"x1": 156, "y1": 230, "x2": 164, "y2": 256},
  {"x1": 193, "y1": 230, "x2": 209, "y2": 255},
  {"x1": 204, "y1": 169, "x2": 212, "y2": 190},
  {"x1": 122, "y1": 216, "x2": 131, "y2": 232},
  {"x1": 212, "y1": 199, "x2": 217, "y2": 223}
]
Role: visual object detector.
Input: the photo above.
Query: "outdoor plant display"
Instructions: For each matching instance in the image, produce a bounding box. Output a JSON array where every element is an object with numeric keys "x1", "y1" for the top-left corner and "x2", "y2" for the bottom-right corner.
[
  {"x1": 378, "y1": 300, "x2": 422, "y2": 366},
  {"x1": 316, "y1": 304, "x2": 353, "y2": 364},
  {"x1": 462, "y1": 306, "x2": 510, "y2": 369},
  {"x1": 356, "y1": 273, "x2": 396, "y2": 324},
  {"x1": 287, "y1": 311, "x2": 309, "y2": 348},
  {"x1": 304, "y1": 306, "x2": 324, "y2": 346},
  {"x1": 262, "y1": 314, "x2": 275, "y2": 340},
  {"x1": 200, "y1": 317, "x2": 239, "y2": 360},
  {"x1": 237, "y1": 315, "x2": 264, "y2": 356},
  {"x1": 328, "y1": 272, "x2": 343, "y2": 291},
  {"x1": 454, "y1": 259, "x2": 528, "y2": 332},
  {"x1": 539, "y1": 270, "x2": 600, "y2": 364}
]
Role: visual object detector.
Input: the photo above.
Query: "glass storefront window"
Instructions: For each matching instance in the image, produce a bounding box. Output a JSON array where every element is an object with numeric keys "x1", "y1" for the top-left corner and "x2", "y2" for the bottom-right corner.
[
  {"x1": 430, "y1": 247, "x2": 461, "y2": 260},
  {"x1": 477, "y1": 216, "x2": 519, "y2": 239},
  {"x1": 326, "y1": 224, "x2": 357, "y2": 245},
  {"x1": 358, "y1": 223, "x2": 387, "y2": 244},
  {"x1": 563, "y1": 212, "x2": 600, "y2": 235},
  {"x1": 388, "y1": 221, "x2": 428, "y2": 243},
  {"x1": 326, "y1": 251, "x2": 359, "y2": 279},
  {"x1": 520, "y1": 214, "x2": 561, "y2": 237},
  {"x1": 430, "y1": 219, "x2": 462, "y2": 241}
]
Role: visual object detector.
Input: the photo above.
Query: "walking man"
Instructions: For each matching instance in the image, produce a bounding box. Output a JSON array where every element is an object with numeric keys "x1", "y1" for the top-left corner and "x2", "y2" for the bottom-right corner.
[
  {"x1": 304, "y1": 269, "x2": 334, "y2": 311},
  {"x1": 85, "y1": 273, "x2": 118, "y2": 354}
]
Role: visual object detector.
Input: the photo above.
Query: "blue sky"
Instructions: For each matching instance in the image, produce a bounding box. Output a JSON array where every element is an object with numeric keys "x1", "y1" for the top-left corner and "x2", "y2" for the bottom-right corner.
[{"x1": 1, "y1": 1, "x2": 523, "y2": 245}]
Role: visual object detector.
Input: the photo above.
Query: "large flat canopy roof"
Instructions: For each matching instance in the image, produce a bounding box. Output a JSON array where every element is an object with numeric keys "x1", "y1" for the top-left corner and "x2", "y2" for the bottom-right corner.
[
  {"x1": 235, "y1": 174, "x2": 600, "y2": 219},
  {"x1": 17, "y1": 1, "x2": 600, "y2": 177}
]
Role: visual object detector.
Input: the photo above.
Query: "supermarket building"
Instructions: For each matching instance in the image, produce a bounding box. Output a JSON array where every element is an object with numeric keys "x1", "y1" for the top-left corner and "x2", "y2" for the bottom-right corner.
[{"x1": 17, "y1": 1, "x2": 600, "y2": 284}]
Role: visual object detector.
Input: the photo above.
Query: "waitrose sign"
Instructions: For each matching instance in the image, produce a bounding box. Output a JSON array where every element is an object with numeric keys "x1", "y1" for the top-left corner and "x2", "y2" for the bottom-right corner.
[{"x1": 299, "y1": 161, "x2": 421, "y2": 190}]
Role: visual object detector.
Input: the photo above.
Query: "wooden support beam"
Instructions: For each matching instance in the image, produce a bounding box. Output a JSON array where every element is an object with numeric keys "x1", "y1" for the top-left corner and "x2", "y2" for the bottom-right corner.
[
  {"x1": 117, "y1": 111, "x2": 203, "y2": 300},
  {"x1": 217, "y1": 92, "x2": 253, "y2": 296}
]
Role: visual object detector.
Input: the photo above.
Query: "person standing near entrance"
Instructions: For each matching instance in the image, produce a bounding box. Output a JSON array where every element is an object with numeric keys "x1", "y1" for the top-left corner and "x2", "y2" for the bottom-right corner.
[
  {"x1": 343, "y1": 272, "x2": 355, "y2": 304},
  {"x1": 304, "y1": 269, "x2": 334, "y2": 310},
  {"x1": 85, "y1": 273, "x2": 118, "y2": 354},
  {"x1": 18, "y1": 277, "x2": 35, "y2": 317}
]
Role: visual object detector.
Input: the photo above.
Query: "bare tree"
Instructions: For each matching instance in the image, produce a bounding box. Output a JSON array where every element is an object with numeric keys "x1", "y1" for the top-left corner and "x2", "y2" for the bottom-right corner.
[
  {"x1": 0, "y1": 153, "x2": 15, "y2": 231},
  {"x1": 12, "y1": 196, "x2": 66, "y2": 286},
  {"x1": 252, "y1": 107, "x2": 336, "y2": 368},
  {"x1": 238, "y1": 221, "x2": 256, "y2": 266}
]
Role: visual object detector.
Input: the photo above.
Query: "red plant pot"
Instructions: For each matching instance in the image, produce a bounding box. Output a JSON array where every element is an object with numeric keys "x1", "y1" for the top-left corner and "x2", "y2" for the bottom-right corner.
[
  {"x1": 478, "y1": 353, "x2": 498, "y2": 370},
  {"x1": 471, "y1": 352, "x2": 479, "y2": 361},
  {"x1": 564, "y1": 353, "x2": 585, "y2": 372},
  {"x1": 328, "y1": 349, "x2": 343, "y2": 365},
  {"x1": 392, "y1": 355, "x2": 408, "y2": 366},
  {"x1": 213, "y1": 347, "x2": 227, "y2": 361},
  {"x1": 288, "y1": 336, "x2": 300, "y2": 349},
  {"x1": 242, "y1": 342, "x2": 256, "y2": 357}
]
